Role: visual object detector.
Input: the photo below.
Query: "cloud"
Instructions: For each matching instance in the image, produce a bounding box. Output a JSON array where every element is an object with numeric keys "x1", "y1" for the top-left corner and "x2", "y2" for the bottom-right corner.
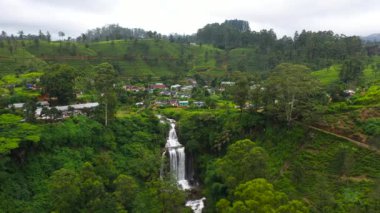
[
  {"x1": 0, "y1": 0, "x2": 379, "y2": 39},
  {"x1": 25, "y1": 0, "x2": 118, "y2": 13}
]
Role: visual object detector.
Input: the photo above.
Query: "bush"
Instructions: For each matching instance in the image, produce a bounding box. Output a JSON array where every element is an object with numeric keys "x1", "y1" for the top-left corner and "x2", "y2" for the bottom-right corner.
[
  {"x1": 327, "y1": 102, "x2": 360, "y2": 113},
  {"x1": 352, "y1": 86, "x2": 380, "y2": 105},
  {"x1": 362, "y1": 118, "x2": 380, "y2": 136}
]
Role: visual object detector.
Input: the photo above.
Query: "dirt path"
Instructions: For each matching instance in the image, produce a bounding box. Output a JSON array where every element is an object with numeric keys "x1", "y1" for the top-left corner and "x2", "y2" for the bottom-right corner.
[{"x1": 308, "y1": 125, "x2": 380, "y2": 154}]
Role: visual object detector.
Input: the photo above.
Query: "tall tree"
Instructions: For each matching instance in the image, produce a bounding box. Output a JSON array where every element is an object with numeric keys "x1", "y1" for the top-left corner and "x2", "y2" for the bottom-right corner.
[
  {"x1": 264, "y1": 63, "x2": 321, "y2": 124},
  {"x1": 17, "y1": 30, "x2": 24, "y2": 40},
  {"x1": 41, "y1": 64, "x2": 77, "y2": 105},
  {"x1": 94, "y1": 63, "x2": 117, "y2": 126},
  {"x1": 58, "y1": 31, "x2": 65, "y2": 40},
  {"x1": 23, "y1": 98, "x2": 37, "y2": 122},
  {"x1": 339, "y1": 57, "x2": 364, "y2": 84},
  {"x1": 232, "y1": 78, "x2": 249, "y2": 115},
  {"x1": 38, "y1": 30, "x2": 45, "y2": 39},
  {"x1": 46, "y1": 31, "x2": 51, "y2": 42},
  {"x1": 0, "y1": 30, "x2": 7, "y2": 38}
]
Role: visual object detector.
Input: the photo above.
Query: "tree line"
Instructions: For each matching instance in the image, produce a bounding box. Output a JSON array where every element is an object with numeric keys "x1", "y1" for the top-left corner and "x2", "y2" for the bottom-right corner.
[{"x1": 197, "y1": 20, "x2": 366, "y2": 70}]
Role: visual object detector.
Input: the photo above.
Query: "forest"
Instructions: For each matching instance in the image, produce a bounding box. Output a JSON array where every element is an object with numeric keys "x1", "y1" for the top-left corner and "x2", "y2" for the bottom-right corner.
[{"x1": 0, "y1": 19, "x2": 379, "y2": 212}]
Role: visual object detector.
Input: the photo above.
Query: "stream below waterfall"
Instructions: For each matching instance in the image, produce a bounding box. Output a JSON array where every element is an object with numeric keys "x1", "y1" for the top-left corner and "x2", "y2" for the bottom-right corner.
[{"x1": 160, "y1": 117, "x2": 206, "y2": 212}]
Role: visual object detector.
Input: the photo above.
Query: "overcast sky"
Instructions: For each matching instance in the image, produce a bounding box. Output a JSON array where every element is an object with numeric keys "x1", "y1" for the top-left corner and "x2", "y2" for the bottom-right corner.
[{"x1": 0, "y1": 0, "x2": 379, "y2": 39}]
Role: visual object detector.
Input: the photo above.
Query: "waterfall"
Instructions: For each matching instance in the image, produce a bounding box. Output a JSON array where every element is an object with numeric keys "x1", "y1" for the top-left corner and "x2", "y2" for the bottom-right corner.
[
  {"x1": 186, "y1": 198, "x2": 206, "y2": 213},
  {"x1": 166, "y1": 121, "x2": 191, "y2": 190},
  {"x1": 160, "y1": 116, "x2": 205, "y2": 212}
]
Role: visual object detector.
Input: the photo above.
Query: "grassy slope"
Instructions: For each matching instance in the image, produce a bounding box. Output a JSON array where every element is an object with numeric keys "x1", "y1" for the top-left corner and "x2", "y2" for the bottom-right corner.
[
  {"x1": 312, "y1": 58, "x2": 380, "y2": 86},
  {"x1": 311, "y1": 65, "x2": 341, "y2": 85},
  {"x1": 89, "y1": 40, "x2": 223, "y2": 77},
  {"x1": 0, "y1": 44, "x2": 46, "y2": 76},
  {"x1": 0, "y1": 40, "x2": 224, "y2": 77},
  {"x1": 25, "y1": 41, "x2": 97, "y2": 57},
  {"x1": 311, "y1": 58, "x2": 380, "y2": 145}
]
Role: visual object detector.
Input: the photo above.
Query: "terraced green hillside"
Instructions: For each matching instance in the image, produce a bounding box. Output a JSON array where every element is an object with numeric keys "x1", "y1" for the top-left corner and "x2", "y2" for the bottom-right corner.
[
  {"x1": 0, "y1": 39, "x2": 224, "y2": 77},
  {"x1": 0, "y1": 44, "x2": 46, "y2": 75}
]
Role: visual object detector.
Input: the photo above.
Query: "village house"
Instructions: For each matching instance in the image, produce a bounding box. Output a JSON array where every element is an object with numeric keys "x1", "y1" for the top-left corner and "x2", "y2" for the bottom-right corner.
[
  {"x1": 36, "y1": 102, "x2": 99, "y2": 120},
  {"x1": 135, "y1": 102, "x2": 144, "y2": 107},
  {"x1": 170, "y1": 84, "x2": 181, "y2": 90},
  {"x1": 150, "y1": 83, "x2": 167, "y2": 90},
  {"x1": 343, "y1": 89, "x2": 356, "y2": 97},
  {"x1": 185, "y1": 78, "x2": 197, "y2": 86},
  {"x1": 25, "y1": 83, "x2": 41, "y2": 91},
  {"x1": 8, "y1": 103, "x2": 24, "y2": 109},
  {"x1": 178, "y1": 100, "x2": 189, "y2": 107},
  {"x1": 153, "y1": 100, "x2": 168, "y2": 107},
  {"x1": 219, "y1": 81, "x2": 236, "y2": 91},
  {"x1": 181, "y1": 85, "x2": 194, "y2": 92},
  {"x1": 221, "y1": 81, "x2": 236, "y2": 86},
  {"x1": 179, "y1": 94, "x2": 190, "y2": 99},
  {"x1": 169, "y1": 100, "x2": 179, "y2": 107},
  {"x1": 159, "y1": 90, "x2": 172, "y2": 96},
  {"x1": 193, "y1": 101, "x2": 206, "y2": 108},
  {"x1": 37, "y1": 101, "x2": 49, "y2": 107},
  {"x1": 123, "y1": 85, "x2": 145, "y2": 92}
]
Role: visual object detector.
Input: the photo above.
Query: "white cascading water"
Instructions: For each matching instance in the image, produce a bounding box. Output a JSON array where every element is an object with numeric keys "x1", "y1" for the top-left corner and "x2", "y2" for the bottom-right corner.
[
  {"x1": 166, "y1": 120, "x2": 191, "y2": 190},
  {"x1": 186, "y1": 197, "x2": 206, "y2": 213},
  {"x1": 161, "y1": 117, "x2": 205, "y2": 212}
]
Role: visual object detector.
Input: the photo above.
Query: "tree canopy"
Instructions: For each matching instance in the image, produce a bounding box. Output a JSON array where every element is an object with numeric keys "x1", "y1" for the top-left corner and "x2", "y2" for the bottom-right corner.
[
  {"x1": 215, "y1": 139, "x2": 268, "y2": 190},
  {"x1": 41, "y1": 64, "x2": 77, "y2": 105},
  {"x1": 216, "y1": 178, "x2": 309, "y2": 213},
  {"x1": 0, "y1": 114, "x2": 40, "y2": 154},
  {"x1": 264, "y1": 63, "x2": 322, "y2": 124},
  {"x1": 339, "y1": 57, "x2": 364, "y2": 84}
]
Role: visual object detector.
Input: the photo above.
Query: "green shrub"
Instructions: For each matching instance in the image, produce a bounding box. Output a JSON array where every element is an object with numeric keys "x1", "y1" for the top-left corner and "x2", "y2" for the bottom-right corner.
[
  {"x1": 363, "y1": 118, "x2": 380, "y2": 136},
  {"x1": 327, "y1": 102, "x2": 361, "y2": 113},
  {"x1": 352, "y1": 86, "x2": 380, "y2": 105}
]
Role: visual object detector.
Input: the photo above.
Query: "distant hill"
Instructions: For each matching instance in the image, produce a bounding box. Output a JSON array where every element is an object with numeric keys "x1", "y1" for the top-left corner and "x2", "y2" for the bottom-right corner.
[
  {"x1": 0, "y1": 40, "x2": 223, "y2": 77},
  {"x1": 361, "y1": 33, "x2": 380, "y2": 42},
  {"x1": 0, "y1": 22, "x2": 368, "y2": 78}
]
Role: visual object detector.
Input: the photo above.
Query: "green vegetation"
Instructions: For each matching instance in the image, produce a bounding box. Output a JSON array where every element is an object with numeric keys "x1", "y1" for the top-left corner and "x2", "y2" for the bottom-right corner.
[
  {"x1": 41, "y1": 64, "x2": 76, "y2": 105},
  {"x1": 0, "y1": 113, "x2": 40, "y2": 154},
  {"x1": 0, "y1": 39, "x2": 224, "y2": 78},
  {"x1": 311, "y1": 65, "x2": 341, "y2": 85},
  {"x1": 0, "y1": 113, "x2": 191, "y2": 212},
  {"x1": 0, "y1": 20, "x2": 379, "y2": 212},
  {"x1": 216, "y1": 178, "x2": 308, "y2": 213}
]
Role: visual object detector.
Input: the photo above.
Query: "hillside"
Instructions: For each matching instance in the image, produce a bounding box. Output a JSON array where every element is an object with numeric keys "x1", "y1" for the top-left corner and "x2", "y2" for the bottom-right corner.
[
  {"x1": 159, "y1": 108, "x2": 380, "y2": 212},
  {"x1": 0, "y1": 44, "x2": 46, "y2": 75},
  {"x1": 0, "y1": 24, "x2": 379, "y2": 213},
  {"x1": 311, "y1": 56, "x2": 380, "y2": 86},
  {"x1": 0, "y1": 39, "x2": 224, "y2": 78}
]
